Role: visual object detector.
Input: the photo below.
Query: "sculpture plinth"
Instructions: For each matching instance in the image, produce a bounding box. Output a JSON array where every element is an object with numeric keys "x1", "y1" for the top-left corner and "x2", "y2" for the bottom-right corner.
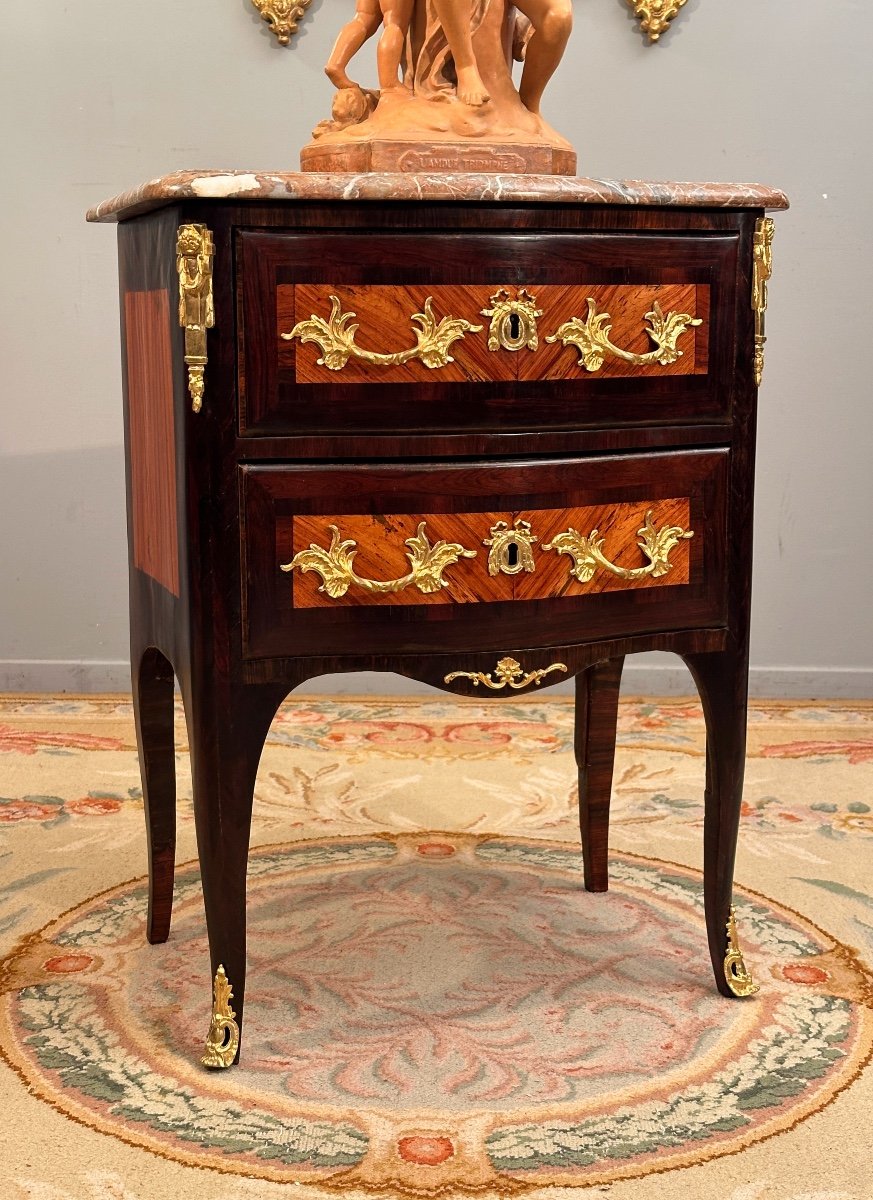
[
  {"x1": 301, "y1": 135, "x2": 575, "y2": 177},
  {"x1": 302, "y1": 0, "x2": 577, "y2": 176}
]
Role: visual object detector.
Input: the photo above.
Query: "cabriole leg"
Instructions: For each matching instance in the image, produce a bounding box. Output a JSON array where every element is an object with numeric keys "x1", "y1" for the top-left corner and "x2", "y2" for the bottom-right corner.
[
  {"x1": 132, "y1": 646, "x2": 177, "y2": 945},
  {"x1": 574, "y1": 657, "x2": 624, "y2": 892},
  {"x1": 683, "y1": 647, "x2": 756, "y2": 997},
  {"x1": 184, "y1": 678, "x2": 287, "y2": 1067}
]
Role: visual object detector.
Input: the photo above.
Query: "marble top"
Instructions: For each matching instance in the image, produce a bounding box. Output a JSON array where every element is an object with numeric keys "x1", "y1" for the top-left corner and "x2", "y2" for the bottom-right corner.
[{"x1": 86, "y1": 170, "x2": 789, "y2": 223}]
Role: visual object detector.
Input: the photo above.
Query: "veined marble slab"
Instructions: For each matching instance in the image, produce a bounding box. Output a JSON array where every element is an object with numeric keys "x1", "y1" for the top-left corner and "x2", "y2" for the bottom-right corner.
[{"x1": 87, "y1": 170, "x2": 789, "y2": 222}]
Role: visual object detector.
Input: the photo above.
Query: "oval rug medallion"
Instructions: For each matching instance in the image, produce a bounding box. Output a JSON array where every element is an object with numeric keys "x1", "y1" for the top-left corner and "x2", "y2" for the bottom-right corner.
[{"x1": 1, "y1": 833, "x2": 871, "y2": 1195}]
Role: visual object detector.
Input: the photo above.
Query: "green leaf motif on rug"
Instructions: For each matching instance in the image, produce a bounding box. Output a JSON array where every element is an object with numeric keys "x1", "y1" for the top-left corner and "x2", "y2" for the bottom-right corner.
[
  {"x1": 485, "y1": 995, "x2": 851, "y2": 1171},
  {"x1": 2, "y1": 867, "x2": 73, "y2": 895},
  {"x1": 0, "y1": 907, "x2": 30, "y2": 935},
  {"x1": 794, "y1": 878, "x2": 873, "y2": 910},
  {"x1": 18, "y1": 984, "x2": 368, "y2": 1169}
]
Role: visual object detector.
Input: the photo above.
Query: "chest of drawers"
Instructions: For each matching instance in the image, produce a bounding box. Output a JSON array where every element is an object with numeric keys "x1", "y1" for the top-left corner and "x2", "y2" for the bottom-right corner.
[{"x1": 89, "y1": 171, "x2": 787, "y2": 1068}]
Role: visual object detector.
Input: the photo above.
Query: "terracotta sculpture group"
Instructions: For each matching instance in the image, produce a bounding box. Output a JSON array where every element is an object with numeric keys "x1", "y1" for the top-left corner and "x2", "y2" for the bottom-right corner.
[{"x1": 301, "y1": 0, "x2": 576, "y2": 175}]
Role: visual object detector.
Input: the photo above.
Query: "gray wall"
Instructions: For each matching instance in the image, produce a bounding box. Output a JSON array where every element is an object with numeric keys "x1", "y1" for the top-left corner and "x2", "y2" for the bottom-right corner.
[{"x1": 1, "y1": 0, "x2": 871, "y2": 696}]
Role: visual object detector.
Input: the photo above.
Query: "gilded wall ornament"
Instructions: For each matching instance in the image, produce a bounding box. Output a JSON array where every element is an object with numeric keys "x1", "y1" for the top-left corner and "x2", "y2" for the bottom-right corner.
[
  {"x1": 251, "y1": 0, "x2": 312, "y2": 46},
  {"x1": 250, "y1": 2, "x2": 687, "y2": 57},
  {"x1": 627, "y1": 0, "x2": 689, "y2": 42},
  {"x1": 282, "y1": 295, "x2": 483, "y2": 372}
]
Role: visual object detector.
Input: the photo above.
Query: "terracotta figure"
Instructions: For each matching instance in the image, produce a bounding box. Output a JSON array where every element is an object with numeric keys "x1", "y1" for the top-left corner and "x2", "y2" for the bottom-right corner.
[
  {"x1": 326, "y1": 0, "x2": 490, "y2": 106},
  {"x1": 306, "y1": 0, "x2": 577, "y2": 175},
  {"x1": 326, "y1": 0, "x2": 413, "y2": 94},
  {"x1": 430, "y1": 0, "x2": 490, "y2": 105},
  {"x1": 325, "y1": 0, "x2": 384, "y2": 91},
  {"x1": 511, "y1": 0, "x2": 573, "y2": 115}
]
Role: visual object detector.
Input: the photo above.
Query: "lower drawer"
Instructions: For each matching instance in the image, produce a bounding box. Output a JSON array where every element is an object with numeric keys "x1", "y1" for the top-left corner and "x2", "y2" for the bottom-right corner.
[{"x1": 240, "y1": 450, "x2": 728, "y2": 659}]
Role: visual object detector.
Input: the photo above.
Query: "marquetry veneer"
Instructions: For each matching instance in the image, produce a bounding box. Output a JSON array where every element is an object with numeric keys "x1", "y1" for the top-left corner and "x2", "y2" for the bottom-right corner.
[
  {"x1": 90, "y1": 173, "x2": 787, "y2": 1068},
  {"x1": 240, "y1": 228, "x2": 731, "y2": 436}
]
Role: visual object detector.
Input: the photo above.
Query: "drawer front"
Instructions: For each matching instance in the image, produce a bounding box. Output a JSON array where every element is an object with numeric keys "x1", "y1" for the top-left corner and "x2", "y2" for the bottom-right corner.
[
  {"x1": 241, "y1": 451, "x2": 728, "y2": 659},
  {"x1": 237, "y1": 232, "x2": 739, "y2": 438}
]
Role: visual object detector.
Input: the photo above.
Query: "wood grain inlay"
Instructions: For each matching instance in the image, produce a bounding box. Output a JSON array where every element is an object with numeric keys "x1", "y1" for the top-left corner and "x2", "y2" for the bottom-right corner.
[
  {"x1": 125, "y1": 289, "x2": 179, "y2": 597},
  {"x1": 518, "y1": 285, "x2": 707, "y2": 382},
  {"x1": 279, "y1": 284, "x2": 708, "y2": 385},
  {"x1": 286, "y1": 500, "x2": 691, "y2": 609}
]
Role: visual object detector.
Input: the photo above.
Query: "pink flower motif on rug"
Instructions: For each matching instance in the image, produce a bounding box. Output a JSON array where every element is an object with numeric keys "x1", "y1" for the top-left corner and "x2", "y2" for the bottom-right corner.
[
  {"x1": 65, "y1": 797, "x2": 124, "y2": 816},
  {"x1": 760, "y1": 739, "x2": 873, "y2": 764},
  {"x1": 0, "y1": 800, "x2": 58, "y2": 822},
  {"x1": 0, "y1": 724, "x2": 124, "y2": 755},
  {"x1": 397, "y1": 1135, "x2": 455, "y2": 1165},
  {"x1": 0, "y1": 792, "x2": 138, "y2": 825},
  {"x1": 43, "y1": 954, "x2": 93, "y2": 974}
]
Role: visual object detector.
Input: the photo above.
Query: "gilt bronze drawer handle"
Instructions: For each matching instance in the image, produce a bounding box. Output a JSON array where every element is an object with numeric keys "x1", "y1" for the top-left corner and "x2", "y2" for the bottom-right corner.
[
  {"x1": 280, "y1": 522, "x2": 477, "y2": 599},
  {"x1": 444, "y1": 656, "x2": 568, "y2": 691},
  {"x1": 177, "y1": 224, "x2": 214, "y2": 412},
  {"x1": 484, "y1": 518, "x2": 538, "y2": 576},
  {"x1": 481, "y1": 288, "x2": 544, "y2": 352},
  {"x1": 724, "y1": 907, "x2": 759, "y2": 998},
  {"x1": 282, "y1": 295, "x2": 483, "y2": 371},
  {"x1": 542, "y1": 510, "x2": 693, "y2": 584},
  {"x1": 546, "y1": 298, "x2": 701, "y2": 373}
]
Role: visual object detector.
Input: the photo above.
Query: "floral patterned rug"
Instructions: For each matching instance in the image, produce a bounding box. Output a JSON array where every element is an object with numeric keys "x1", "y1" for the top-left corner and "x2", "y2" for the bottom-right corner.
[{"x1": 1, "y1": 694, "x2": 872, "y2": 1200}]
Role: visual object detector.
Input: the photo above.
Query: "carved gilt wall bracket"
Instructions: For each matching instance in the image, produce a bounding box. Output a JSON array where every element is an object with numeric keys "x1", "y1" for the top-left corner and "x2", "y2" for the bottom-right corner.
[
  {"x1": 627, "y1": 0, "x2": 689, "y2": 42},
  {"x1": 251, "y1": 0, "x2": 312, "y2": 45},
  {"x1": 249, "y1": 1, "x2": 688, "y2": 48}
]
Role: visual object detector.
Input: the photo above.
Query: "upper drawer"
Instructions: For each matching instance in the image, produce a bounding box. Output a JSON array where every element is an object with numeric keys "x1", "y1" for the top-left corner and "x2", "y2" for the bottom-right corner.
[{"x1": 236, "y1": 231, "x2": 740, "y2": 439}]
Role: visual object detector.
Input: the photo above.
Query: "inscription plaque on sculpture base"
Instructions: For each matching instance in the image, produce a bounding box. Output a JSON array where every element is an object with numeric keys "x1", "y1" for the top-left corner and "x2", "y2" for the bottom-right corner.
[{"x1": 300, "y1": 138, "x2": 576, "y2": 176}]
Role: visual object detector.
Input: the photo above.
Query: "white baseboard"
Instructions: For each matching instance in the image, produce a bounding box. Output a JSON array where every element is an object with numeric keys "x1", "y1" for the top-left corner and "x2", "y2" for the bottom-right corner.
[{"x1": 1, "y1": 659, "x2": 871, "y2": 699}]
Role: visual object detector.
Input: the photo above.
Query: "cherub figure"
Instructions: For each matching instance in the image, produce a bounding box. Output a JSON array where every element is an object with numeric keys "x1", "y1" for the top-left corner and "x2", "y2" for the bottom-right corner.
[
  {"x1": 326, "y1": 0, "x2": 491, "y2": 106},
  {"x1": 511, "y1": 0, "x2": 573, "y2": 116}
]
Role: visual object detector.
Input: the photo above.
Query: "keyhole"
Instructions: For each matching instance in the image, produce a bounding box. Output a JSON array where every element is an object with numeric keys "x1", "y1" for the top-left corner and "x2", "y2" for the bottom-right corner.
[
  {"x1": 508, "y1": 312, "x2": 522, "y2": 341},
  {"x1": 507, "y1": 542, "x2": 519, "y2": 569}
]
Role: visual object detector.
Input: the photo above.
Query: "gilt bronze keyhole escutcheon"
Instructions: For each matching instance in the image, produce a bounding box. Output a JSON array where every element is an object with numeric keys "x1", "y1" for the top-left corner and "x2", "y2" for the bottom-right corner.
[
  {"x1": 482, "y1": 288, "x2": 544, "y2": 352},
  {"x1": 483, "y1": 519, "x2": 539, "y2": 576}
]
